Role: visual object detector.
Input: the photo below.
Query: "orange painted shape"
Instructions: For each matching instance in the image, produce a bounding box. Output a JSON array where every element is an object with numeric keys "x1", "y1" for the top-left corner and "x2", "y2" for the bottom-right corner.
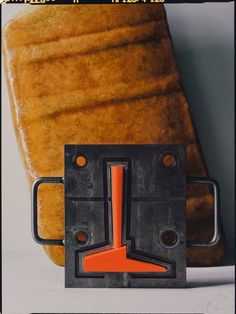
[
  {"x1": 84, "y1": 245, "x2": 167, "y2": 272},
  {"x1": 83, "y1": 165, "x2": 168, "y2": 273},
  {"x1": 111, "y1": 166, "x2": 123, "y2": 249}
]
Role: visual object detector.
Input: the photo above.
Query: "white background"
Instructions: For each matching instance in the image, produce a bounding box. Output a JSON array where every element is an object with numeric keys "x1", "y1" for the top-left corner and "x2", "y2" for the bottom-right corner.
[{"x1": 2, "y1": 3, "x2": 235, "y2": 314}]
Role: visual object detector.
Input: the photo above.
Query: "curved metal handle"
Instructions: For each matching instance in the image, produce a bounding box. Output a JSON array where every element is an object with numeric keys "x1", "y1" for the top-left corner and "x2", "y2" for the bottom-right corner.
[
  {"x1": 32, "y1": 177, "x2": 64, "y2": 246},
  {"x1": 187, "y1": 177, "x2": 220, "y2": 248}
]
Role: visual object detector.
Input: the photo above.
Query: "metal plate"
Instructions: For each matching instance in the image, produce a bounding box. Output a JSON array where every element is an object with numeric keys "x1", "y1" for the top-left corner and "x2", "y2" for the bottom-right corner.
[{"x1": 64, "y1": 144, "x2": 186, "y2": 288}]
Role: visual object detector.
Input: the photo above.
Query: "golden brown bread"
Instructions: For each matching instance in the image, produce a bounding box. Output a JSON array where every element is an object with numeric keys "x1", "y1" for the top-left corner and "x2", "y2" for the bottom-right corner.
[{"x1": 3, "y1": 4, "x2": 225, "y2": 266}]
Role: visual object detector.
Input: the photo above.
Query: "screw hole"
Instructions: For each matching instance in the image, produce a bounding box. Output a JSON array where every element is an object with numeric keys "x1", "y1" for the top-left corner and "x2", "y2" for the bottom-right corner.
[
  {"x1": 161, "y1": 153, "x2": 177, "y2": 169},
  {"x1": 75, "y1": 155, "x2": 87, "y2": 168},
  {"x1": 75, "y1": 230, "x2": 89, "y2": 245},
  {"x1": 160, "y1": 229, "x2": 179, "y2": 248}
]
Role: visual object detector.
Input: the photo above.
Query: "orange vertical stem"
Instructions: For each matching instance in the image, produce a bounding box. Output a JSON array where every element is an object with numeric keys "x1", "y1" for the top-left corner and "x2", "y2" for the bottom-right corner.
[{"x1": 111, "y1": 166, "x2": 124, "y2": 249}]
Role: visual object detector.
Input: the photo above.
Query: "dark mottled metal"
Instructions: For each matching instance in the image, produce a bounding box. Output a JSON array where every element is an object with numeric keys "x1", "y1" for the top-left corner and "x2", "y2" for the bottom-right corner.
[{"x1": 64, "y1": 144, "x2": 186, "y2": 288}]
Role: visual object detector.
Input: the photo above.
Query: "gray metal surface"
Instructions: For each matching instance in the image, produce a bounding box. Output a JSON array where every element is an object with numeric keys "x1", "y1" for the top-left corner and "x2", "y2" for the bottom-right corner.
[{"x1": 64, "y1": 144, "x2": 186, "y2": 288}]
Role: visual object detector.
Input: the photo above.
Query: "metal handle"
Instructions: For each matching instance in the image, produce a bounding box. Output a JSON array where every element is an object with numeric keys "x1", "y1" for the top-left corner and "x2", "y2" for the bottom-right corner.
[
  {"x1": 32, "y1": 177, "x2": 64, "y2": 246},
  {"x1": 187, "y1": 177, "x2": 220, "y2": 248},
  {"x1": 32, "y1": 176, "x2": 220, "y2": 248}
]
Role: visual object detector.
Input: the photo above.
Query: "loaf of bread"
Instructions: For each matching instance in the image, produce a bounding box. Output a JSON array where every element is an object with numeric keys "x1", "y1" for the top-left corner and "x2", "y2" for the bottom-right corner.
[{"x1": 3, "y1": 4, "x2": 225, "y2": 266}]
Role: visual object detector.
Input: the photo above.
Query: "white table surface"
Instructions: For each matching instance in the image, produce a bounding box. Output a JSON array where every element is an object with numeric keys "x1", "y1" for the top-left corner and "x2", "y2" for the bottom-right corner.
[{"x1": 2, "y1": 251, "x2": 234, "y2": 314}]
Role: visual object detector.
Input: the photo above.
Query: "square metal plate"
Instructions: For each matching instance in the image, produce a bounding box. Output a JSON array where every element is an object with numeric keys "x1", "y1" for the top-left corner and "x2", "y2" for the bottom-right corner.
[{"x1": 64, "y1": 144, "x2": 186, "y2": 288}]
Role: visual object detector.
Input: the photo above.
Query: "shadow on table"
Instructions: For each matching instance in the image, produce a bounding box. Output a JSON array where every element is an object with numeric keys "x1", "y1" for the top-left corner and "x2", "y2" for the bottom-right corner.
[{"x1": 187, "y1": 277, "x2": 235, "y2": 288}]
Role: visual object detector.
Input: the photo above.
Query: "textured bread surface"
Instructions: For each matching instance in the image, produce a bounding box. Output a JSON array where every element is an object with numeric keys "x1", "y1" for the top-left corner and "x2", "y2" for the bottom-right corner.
[{"x1": 3, "y1": 4, "x2": 225, "y2": 266}]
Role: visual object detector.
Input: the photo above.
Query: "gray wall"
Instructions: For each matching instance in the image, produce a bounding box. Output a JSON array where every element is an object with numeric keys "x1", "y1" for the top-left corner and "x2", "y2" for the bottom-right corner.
[
  {"x1": 166, "y1": 3, "x2": 234, "y2": 263},
  {"x1": 2, "y1": 3, "x2": 234, "y2": 264}
]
